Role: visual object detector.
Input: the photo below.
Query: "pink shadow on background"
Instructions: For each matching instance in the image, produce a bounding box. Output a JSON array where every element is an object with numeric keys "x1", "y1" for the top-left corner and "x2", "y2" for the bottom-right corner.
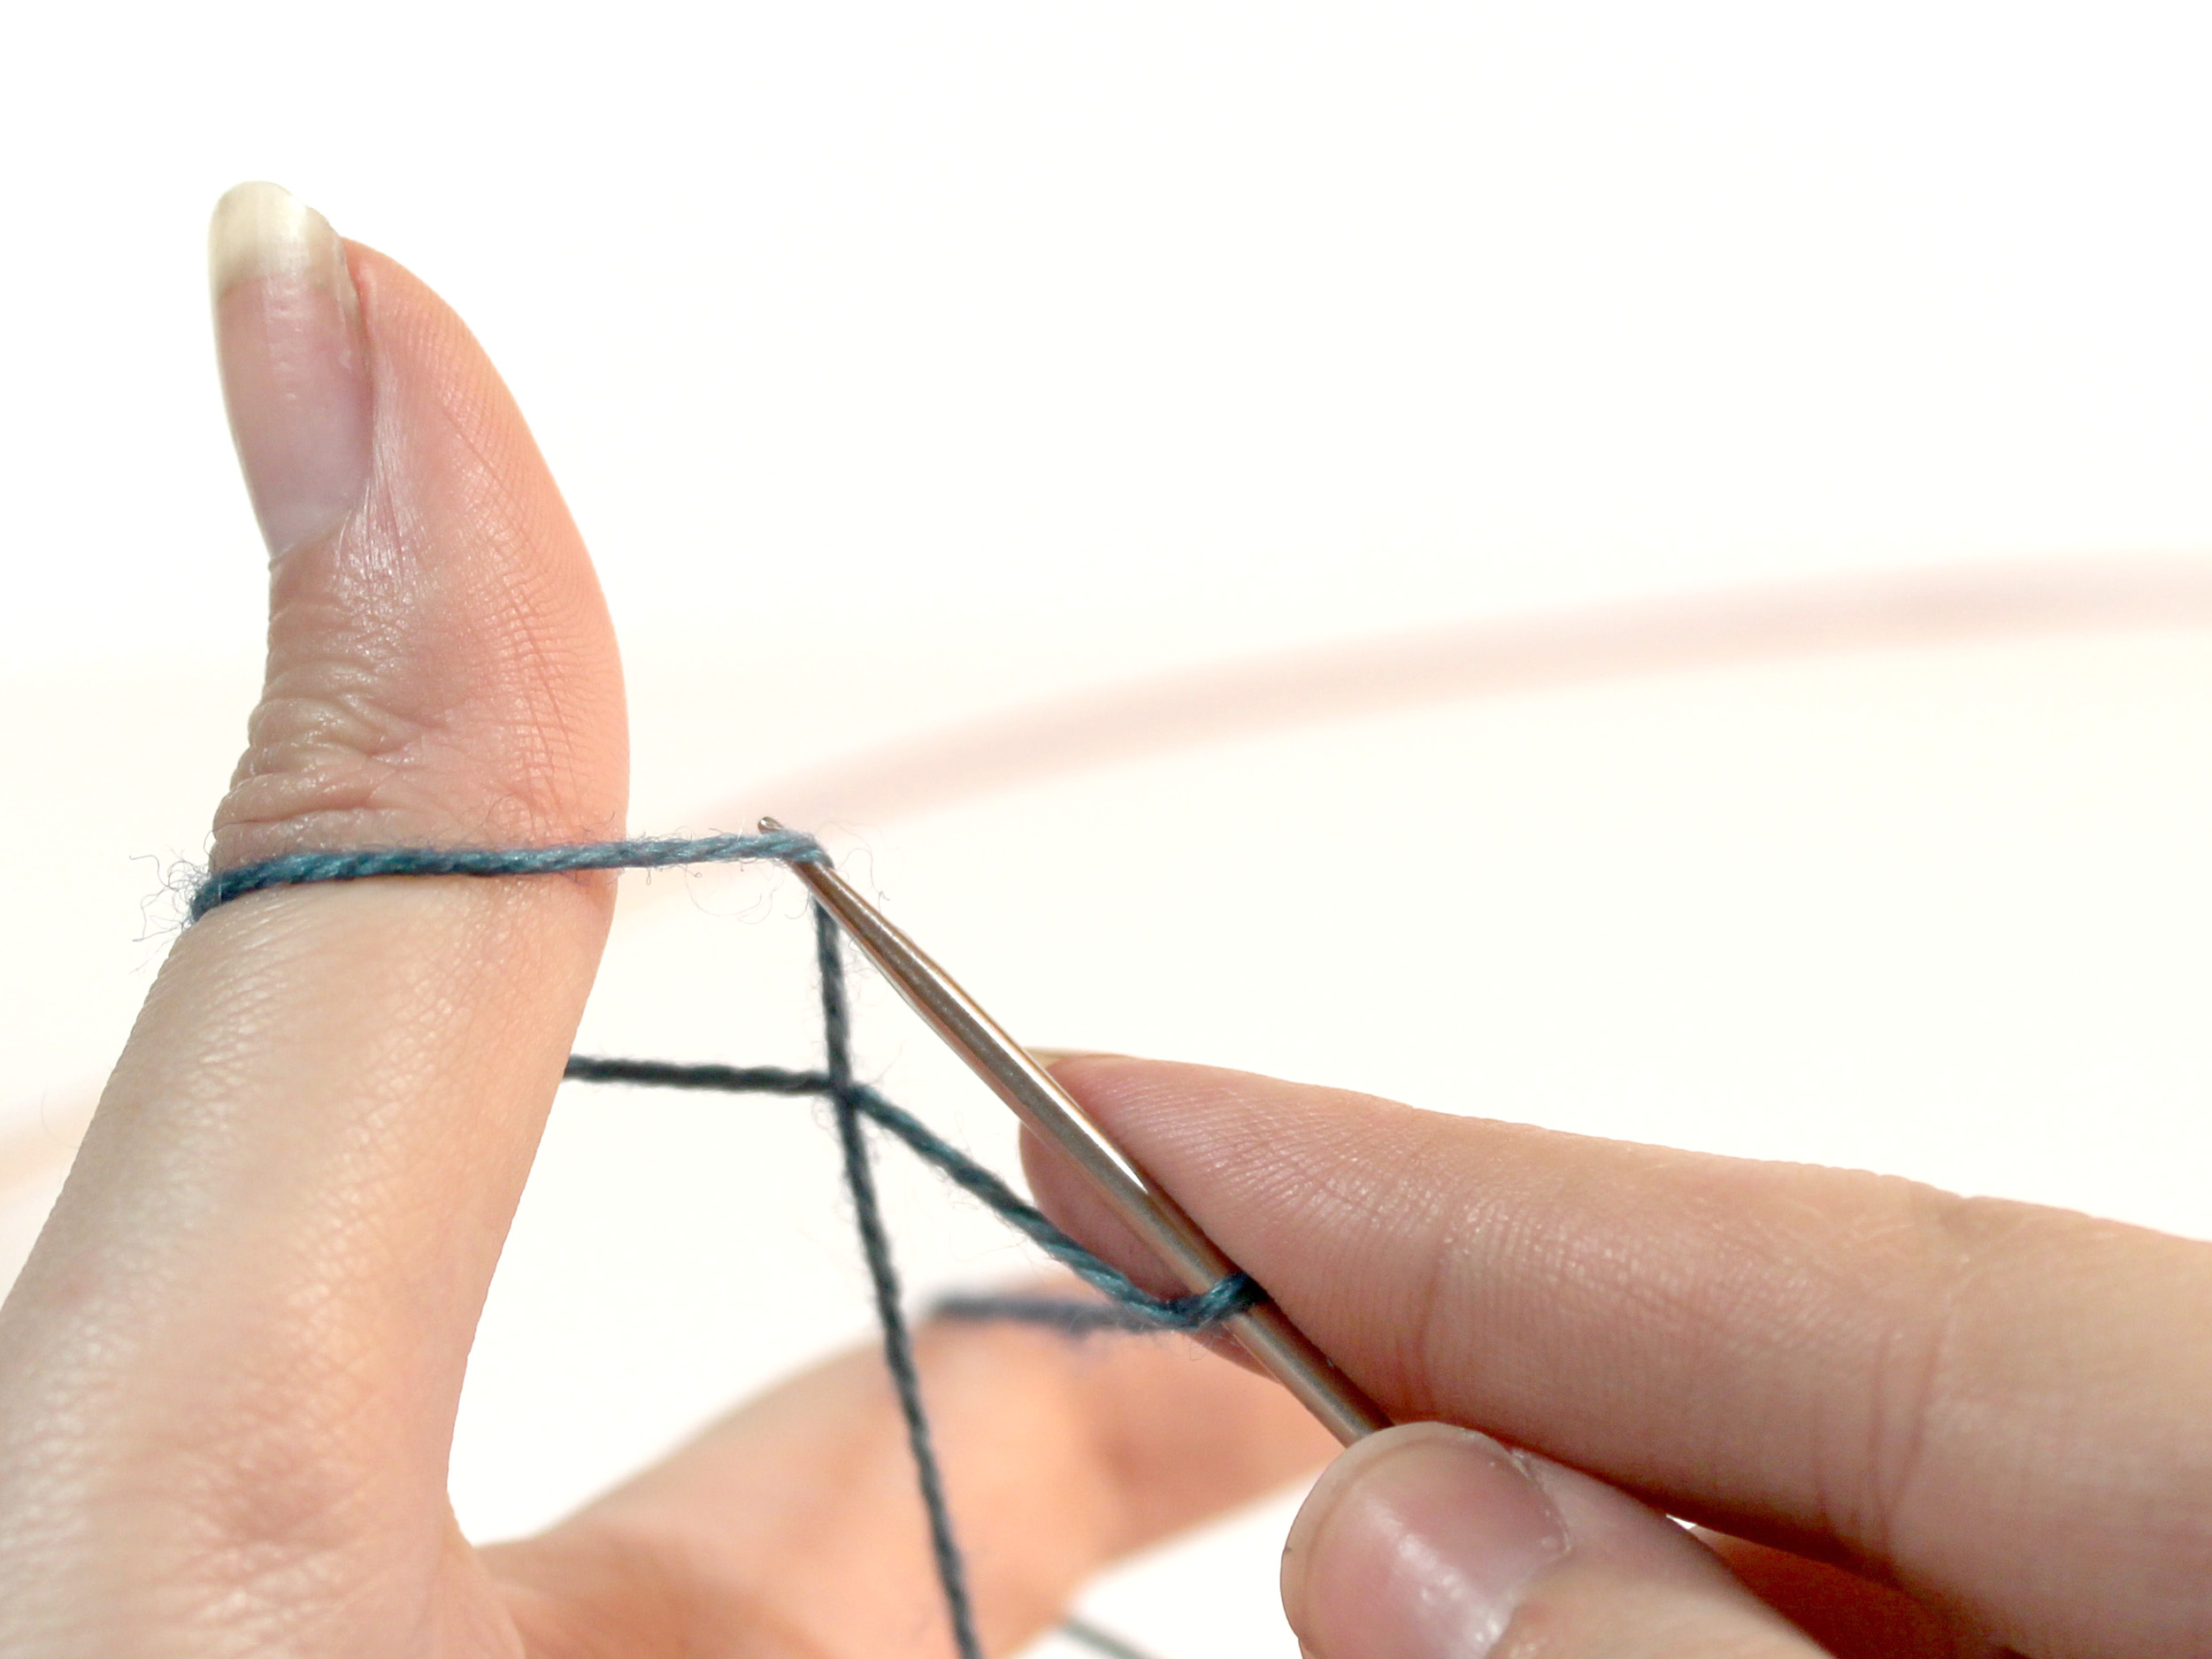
[{"x1": 9, "y1": 555, "x2": 2212, "y2": 1203}]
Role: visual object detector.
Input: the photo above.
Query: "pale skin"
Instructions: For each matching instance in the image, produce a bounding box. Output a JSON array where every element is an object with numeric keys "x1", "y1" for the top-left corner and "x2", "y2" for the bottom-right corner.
[{"x1": 0, "y1": 185, "x2": 2202, "y2": 1658}]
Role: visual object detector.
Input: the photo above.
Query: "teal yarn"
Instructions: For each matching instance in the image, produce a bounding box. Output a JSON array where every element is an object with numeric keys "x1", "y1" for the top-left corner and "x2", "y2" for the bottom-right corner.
[
  {"x1": 190, "y1": 835, "x2": 1263, "y2": 1659},
  {"x1": 561, "y1": 1053, "x2": 1263, "y2": 1331},
  {"x1": 185, "y1": 829, "x2": 827, "y2": 919}
]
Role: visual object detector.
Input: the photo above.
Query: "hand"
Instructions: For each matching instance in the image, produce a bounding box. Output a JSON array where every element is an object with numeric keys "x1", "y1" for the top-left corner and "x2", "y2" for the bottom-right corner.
[
  {"x1": 0, "y1": 185, "x2": 1331, "y2": 1656},
  {"x1": 1028, "y1": 1057, "x2": 2212, "y2": 1658}
]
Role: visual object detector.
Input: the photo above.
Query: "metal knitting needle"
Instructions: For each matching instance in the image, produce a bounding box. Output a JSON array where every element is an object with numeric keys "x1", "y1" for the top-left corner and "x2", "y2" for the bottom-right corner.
[{"x1": 762, "y1": 818, "x2": 1390, "y2": 1445}]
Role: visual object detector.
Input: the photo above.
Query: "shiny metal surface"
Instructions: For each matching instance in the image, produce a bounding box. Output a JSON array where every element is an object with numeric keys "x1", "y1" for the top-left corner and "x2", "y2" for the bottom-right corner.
[{"x1": 764, "y1": 818, "x2": 1389, "y2": 1444}]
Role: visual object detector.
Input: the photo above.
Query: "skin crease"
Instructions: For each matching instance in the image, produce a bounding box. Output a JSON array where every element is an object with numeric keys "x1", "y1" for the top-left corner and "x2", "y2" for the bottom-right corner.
[
  {"x1": 0, "y1": 227, "x2": 1332, "y2": 1657},
  {"x1": 1024, "y1": 1059, "x2": 2212, "y2": 1658}
]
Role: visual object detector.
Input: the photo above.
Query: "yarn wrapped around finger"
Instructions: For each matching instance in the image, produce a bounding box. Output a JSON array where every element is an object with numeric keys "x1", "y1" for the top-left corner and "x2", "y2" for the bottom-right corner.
[{"x1": 189, "y1": 831, "x2": 1265, "y2": 1659}]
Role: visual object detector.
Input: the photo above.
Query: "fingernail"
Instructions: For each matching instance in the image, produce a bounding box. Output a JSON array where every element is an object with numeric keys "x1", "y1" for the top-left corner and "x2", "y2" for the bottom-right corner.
[
  {"x1": 209, "y1": 182, "x2": 372, "y2": 557},
  {"x1": 1284, "y1": 1423, "x2": 1571, "y2": 1659}
]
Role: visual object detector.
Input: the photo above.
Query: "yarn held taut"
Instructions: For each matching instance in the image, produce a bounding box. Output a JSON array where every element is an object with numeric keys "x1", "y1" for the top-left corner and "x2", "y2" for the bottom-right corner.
[{"x1": 189, "y1": 832, "x2": 1265, "y2": 1659}]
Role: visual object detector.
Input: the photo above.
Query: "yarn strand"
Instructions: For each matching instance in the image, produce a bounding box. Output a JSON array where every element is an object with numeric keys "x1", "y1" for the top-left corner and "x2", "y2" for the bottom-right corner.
[
  {"x1": 190, "y1": 837, "x2": 1269, "y2": 1659},
  {"x1": 816, "y1": 902, "x2": 987, "y2": 1659},
  {"x1": 561, "y1": 1056, "x2": 1262, "y2": 1334},
  {"x1": 186, "y1": 830, "x2": 826, "y2": 920}
]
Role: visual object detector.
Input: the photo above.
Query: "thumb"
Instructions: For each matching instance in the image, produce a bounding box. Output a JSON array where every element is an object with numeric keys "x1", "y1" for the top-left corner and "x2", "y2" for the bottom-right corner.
[
  {"x1": 1282, "y1": 1424, "x2": 1826, "y2": 1659},
  {"x1": 0, "y1": 184, "x2": 626, "y2": 1647},
  {"x1": 211, "y1": 180, "x2": 626, "y2": 864}
]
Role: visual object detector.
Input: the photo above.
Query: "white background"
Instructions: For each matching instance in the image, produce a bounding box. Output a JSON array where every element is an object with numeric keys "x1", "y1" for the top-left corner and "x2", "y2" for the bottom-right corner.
[{"x1": 4, "y1": 6, "x2": 2212, "y2": 1655}]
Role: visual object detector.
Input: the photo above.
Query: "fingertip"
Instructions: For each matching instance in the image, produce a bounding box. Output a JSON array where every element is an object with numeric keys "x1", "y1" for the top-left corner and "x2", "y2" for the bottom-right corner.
[
  {"x1": 1284, "y1": 1423, "x2": 1571, "y2": 1659},
  {"x1": 1286, "y1": 1426, "x2": 1822, "y2": 1659},
  {"x1": 211, "y1": 222, "x2": 627, "y2": 870}
]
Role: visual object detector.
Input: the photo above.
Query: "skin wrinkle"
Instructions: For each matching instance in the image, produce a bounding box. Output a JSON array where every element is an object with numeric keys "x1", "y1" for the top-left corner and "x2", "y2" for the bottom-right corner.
[
  {"x1": 235, "y1": 712, "x2": 403, "y2": 793},
  {"x1": 1539, "y1": 1205, "x2": 1786, "y2": 1521},
  {"x1": 1532, "y1": 1164, "x2": 1969, "y2": 1571},
  {"x1": 219, "y1": 257, "x2": 623, "y2": 871},
  {"x1": 1850, "y1": 1185, "x2": 1973, "y2": 1594},
  {"x1": 228, "y1": 690, "x2": 376, "y2": 796},
  {"x1": 1776, "y1": 1188, "x2": 1933, "y2": 1544},
  {"x1": 330, "y1": 480, "x2": 418, "y2": 612},
  {"x1": 163, "y1": 1296, "x2": 396, "y2": 1537},
  {"x1": 1404, "y1": 1150, "x2": 1508, "y2": 1423},
  {"x1": 1911, "y1": 1213, "x2": 2088, "y2": 1644},
  {"x1": 1560, "y1": 1159, "x2": 1920, "y2": 1534},
  {"x1": 242, "y1": 660, "x2": 419, "y2": 754},
  {"x1": 142, "y1": 1448, "x2": 388, "y2": 1655},
  {"x1": 219, "y1": 622, "x2": 608, "y2": 862},
  {"x1": 1663, "y1": 1179, "x2": 1878, "y2": 1526},
  {"x1": 227, "y1": 554, "x2": 449, "y2": 851},
  {"x1": 173, "y1": 1489, "x2": 379, "y2": 1632}
]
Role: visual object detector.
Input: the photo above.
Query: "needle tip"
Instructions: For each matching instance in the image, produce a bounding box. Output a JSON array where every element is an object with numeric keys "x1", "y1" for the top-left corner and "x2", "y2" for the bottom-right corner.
[{"x1": 757, "y1": 815, "x2": 786, "y2": 833}]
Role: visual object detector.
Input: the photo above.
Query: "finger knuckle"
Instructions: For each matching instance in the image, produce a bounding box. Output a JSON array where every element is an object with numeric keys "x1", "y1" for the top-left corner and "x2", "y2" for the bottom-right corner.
[{"x1": 210, "y1": 655, "x2": 600, "y2": 871}]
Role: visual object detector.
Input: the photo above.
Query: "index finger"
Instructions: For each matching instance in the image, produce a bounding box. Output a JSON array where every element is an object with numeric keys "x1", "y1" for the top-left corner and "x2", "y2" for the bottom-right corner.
[{"x1": 1025, "y1": 1056, "x2": 2212, "y2": 1659}]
